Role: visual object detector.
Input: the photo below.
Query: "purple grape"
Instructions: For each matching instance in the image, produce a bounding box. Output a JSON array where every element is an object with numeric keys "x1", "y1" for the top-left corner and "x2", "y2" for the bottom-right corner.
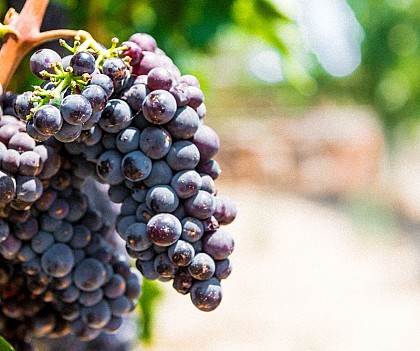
[
  {"x1": 91, "y1": 74, "x2": 114, "y2": 99},
  {"x1": 196, "y1": 159, "x2": 221, "y2": 180},
  {"x1": 96, "y1": 150, "x2": 124, "y2": 185},
  {"x1": 143, "y1": 160, "x2": 173, "y2": 188},
  {"x1": 184, "y1": 190, "x2": 216, "y2": 220},
  {"x1": 120, "y1": 83, "x2": 149, "y2": 111},
  {"x1": 192, "y1": 124, "x2": 220, "y2": 162},
  {"x1": 2, "y1": 148, "x2": 20, "y2": 173},
  {"x1": 168, "y1": 240, "x2": 195, "y2": 266},
  {"x1": 116, "y1": 127, "x2": 140, "y2": 153},
  {"x1": 147, "y1": 213, "x2": 182, "y2": 246},
  {"x1": 121, "y1": 150, "x2": 152, "y2": 182},
  {"x1": 81, "y1": 84, "x2": 107, "y2": 113},
  {"x1": 54, "y1": 121, "x2": 82, "y2": 142},
  {"x1": 18, "y1": 151, "x2": 41, "y2": 176},
  {"x1": 8, "y1": 132, "x2": 36, "y2": 153},
  {"x1": 129, "y1": 33, "x2": 157, "y2": 52},
  {"x1": 188, "y1": 252, "x2": 215, "y2": 280},
  {"x1": 99, "y1": 99, "x2": 132, "y2": 133},
  {"x1": 190, "y1": 277, "x2": 222, "y2": 312},
  {"x1": 181, "y1": 217, "x2": 204, "y2": 242},
  {"x1": 165, "y1": 106, "x2": 199, "y2": 139},
  {"x1": 178, "y1": 74, "x2": 200, "y2": 88},
  {"x1": 41, "y1": 243, "x2": 75, "y2": 278},
  {"x1": 60, "y1": 94, "x2": 93, "y2": 125},
  {"x1": 187, "y1": 86, "x2": 204, "y2": 109},
  {"x1": 171, "y1": 170, "x2": 202, "y2": 199},
  {"x1": 142, "y1": 90, "x2": 177, "y2": 124},
  {"x1": 139, "y1": 126, "x2": 172, "y2": 160},
  {"x1": 102, "y1": 58, "x2": 127, "y2": 81},
  {"x1": 154, "y1": 253, "x2": 178, "y2": 278},
  {"x1": 146, "y1": 185, "x2": 179, "y2": 213},
  {"x1": 70, "y1": 51, "x2": 96, "y2": 76},
  {"x1": 169, "y1": 83, "x2": 189, "y2": 107},
  {"x1": 166, "y1": 140, "x2": 200, "y2": 171},
  {"x1": 125, "y1": 222, "x2": 152, "y2": 251},
  {"x1": 202, "y1": 229, "x2": 234, "y2": 260},
  {"x1": 215, "y1": 258, "x2": 232, "y2": 280},
  {"x1": 147, "y1": 67, "x2": 173, "y2": 91},
  {"x1": 73, "y1": 258, "x2": 107, "y2": 292},
  {"x1": 14, "y1": 91, "x2": 34, "y2": 120},
  {"x1": 120, "y1": 41, "x2": 142, "y2": 65},
  {"x1": 33, "y1": 105, "x2": 63, "y2": 136},
  {"x1": 16, "y1": 176, "x2": 43, "y2": 202},
  {"x1": 30, "y1": 49, "x2": 61, "y2": 79}
]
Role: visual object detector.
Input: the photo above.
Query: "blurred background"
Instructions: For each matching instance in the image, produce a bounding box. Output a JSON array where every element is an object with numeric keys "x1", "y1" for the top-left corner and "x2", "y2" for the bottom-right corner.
[{"x1": 4, "y1": 0, "x2": 420, "y2": 350}]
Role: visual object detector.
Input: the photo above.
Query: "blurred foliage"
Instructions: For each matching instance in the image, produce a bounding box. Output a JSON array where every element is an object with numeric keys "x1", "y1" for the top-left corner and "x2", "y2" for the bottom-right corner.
[
  {"x1": 0, "y1": 336, "x2": 15, "y2": 351},
  {"x1": 137, "y1": 279, "x2": 163, "y2": 345},
  {"x1": 313, "y1": 0, "x2": 420, "y2": 130}
]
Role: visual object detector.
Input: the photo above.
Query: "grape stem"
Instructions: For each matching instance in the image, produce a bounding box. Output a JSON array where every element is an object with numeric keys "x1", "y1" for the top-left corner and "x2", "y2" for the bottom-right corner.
[{"x1": 0, "y1": 0, "x2": 93, "y2": 90}]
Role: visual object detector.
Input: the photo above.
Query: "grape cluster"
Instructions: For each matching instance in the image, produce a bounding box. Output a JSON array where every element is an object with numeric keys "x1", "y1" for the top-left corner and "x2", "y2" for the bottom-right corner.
[{"x1": 0, "y1": 30, "x2": 236, "y2": 349}]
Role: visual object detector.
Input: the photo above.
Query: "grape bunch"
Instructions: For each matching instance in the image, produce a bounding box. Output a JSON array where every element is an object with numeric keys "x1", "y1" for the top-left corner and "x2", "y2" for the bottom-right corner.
[{"x1": 0, "y1": 30, "x2": 236, "y2": 349}]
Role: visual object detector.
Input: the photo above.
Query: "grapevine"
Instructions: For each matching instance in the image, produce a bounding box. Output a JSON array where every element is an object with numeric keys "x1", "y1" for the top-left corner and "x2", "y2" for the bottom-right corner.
[{"x1": 0, "y1": 1, "x2": 237, "y2": 350}]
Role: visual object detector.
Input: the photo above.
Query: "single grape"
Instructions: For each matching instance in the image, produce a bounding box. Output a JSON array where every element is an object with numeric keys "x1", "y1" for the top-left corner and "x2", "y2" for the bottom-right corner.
[
  {"x1": 190, "y1": 277, "x2": 222, "y2": 312},
  {"x1": 196, "y1": 159, "x2": 221, "y2": 180},
  {"x1": 172, "y1": 269, "x2": 194, "y2": 295},
  {"x1": 125, "y1": 222, "x2": 152, "y2": 251},
  {"x1": 2, "y1": 149, "x2": 20, "y2": 173},
  {"x1": 120, "y1": 84, "x2": 149, "y2": 111},
  {"x1": 120, "y1": 40, "x2": 142, "y2": 65},
  {"x1": 181, "y1": 217, "x2": 204, "y2": 242},
  {"x1": 142, "y1": 90, "x2": 177, "y2": 125},
  {"x1": 99, "y1": 99, "x2": 132, "y2": 133},
  {"x1": 129, "y1": 33, "x2": 157, "y2": 52},
  {"x1": 178, "y1": 74, "x2": 200, "y2": 88},
  {"x1": 79, "y1": 289, "x2": 104, "y2": 307},
  {"x1": 96, "y1": 150, "x2": 124, "y2": 185},
  {"x1": 165, "y1": 106, "x2": 200, "y2": 139},
  {"x1": 169, "y1": 83, "x2": 189, "y2": 107},
  {"x1": 166, "y1": 140, "x2": 200, "y2": 171},
  {"x1": 187, "y1": 86, "x2": 204, "y2": 109},
  {"x1": 91, "y1": 74, "x2": 114, "y2": 99},
  {"x1": 33, "y1": 105, "x2": 63, "y2": 136},
  {"x1": 154, "y1": 253, "x2": 178, "y2": 278},
  {"x1": 139, "y1": 126, "x2": 172, "y2": 160},
  {"x1": 81, "y1": 84, "x2": 107, "y2": 113},
  {"x1": 30, "y1": 49, "x2": 61, "y2": 79},
  {"x1": 147, "y1": 67, "x2": 173, "y2": 91},
  {"x1": 14, "y1": 91, "x2": 34, "y2": 120},
  {"x1": 188, "y1": 252, "x2": 215, "y2": 280},
  {"x1": 54, "y1": 121, "x2": 82, "y2": 142},
  {"x1": 143, "y1": 160, "x2": 173, "y2": 188},
  {"x1": 171, "y1": 170, "x2": 202, "y2": 199},
  {"x1": 8, "y1": 132, "x2": 36, "y2": 153},
  {"x1": 73, "y1": 258, "x2": 107, "y2": 292},
  {"x1": 202, "y1": 229, "x2": 234, "y2": 260},
  {"x1": 103, "y1": 274, "x2": 126, "y2": 299},
  {"x1": 184, "y1": 190, "x2": 216, "y2": 220},
  {"x1": 121, "y1": 150, "x2": 152, "y2": 182},
  {"x1": 0, "y1": 172, "x2": 16, "y2": 204},
  {"x1": 147, "y1": 213, "x2": 182, "y2": 246},
  {"x1": 168, "y1": 240, "x2": 195, "y2": 266},
  {"x1": 70, "y1": 51, "x2": 96, "y2": 76},
  {"x1": 116, "y1": 127, "x2": 140, "y2": 154},
  {"x1": 60, "y1": 94, "x2": 93, "y2": 125},
  {"x1": 102, "y1": 58, "x2": 127, "y2": 81},
  {"x1": 16, "y1": 176, "x2": 43, "y2": 202},
  {"x1": 31, "y1": 231, "x2": 54, "y2": 254},
  {"x1": 41, "y1": 243, "x2": 75, "y2": 278},
  {"x1": 18, "y1": 151, "x2": 41, "y2": 176},
  {"x1": 81, "y1": 300, "x2": 111, "y2": 329},
  {"x1": 146, "y1": 185, "x2": 179, "y2": 213}
]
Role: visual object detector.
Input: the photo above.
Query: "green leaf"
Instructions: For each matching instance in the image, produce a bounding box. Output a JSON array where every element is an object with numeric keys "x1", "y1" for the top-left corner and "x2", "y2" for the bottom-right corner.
[
  {"x1": 137, "y1": 279, "x2": 164, "y2": 345},
  {"x1": 0, "y1": 336, "x2": 15, "y2": 351},
  {"x1": 254, "y1": 0, "x2": 291, "y2": 22}
]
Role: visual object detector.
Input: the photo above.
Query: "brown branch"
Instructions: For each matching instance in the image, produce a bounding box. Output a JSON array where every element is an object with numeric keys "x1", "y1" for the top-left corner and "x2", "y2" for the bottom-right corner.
[{"x1": 0, "y1": 0, "x2": 89, "y2": 90}]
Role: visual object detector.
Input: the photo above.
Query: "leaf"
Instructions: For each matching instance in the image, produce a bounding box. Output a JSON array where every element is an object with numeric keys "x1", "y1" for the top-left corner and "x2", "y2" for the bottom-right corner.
[
  {"x1": 137, "y1": 279, "x2": 164, "y2": 345},
  {"x1": 0, "y1": 336, "x2": 15, "y2": 351}
]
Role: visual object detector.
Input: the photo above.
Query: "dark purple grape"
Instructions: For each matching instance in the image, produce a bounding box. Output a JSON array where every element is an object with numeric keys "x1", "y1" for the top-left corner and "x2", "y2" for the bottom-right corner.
[
  {"x1": 173, "y1": 269, "x2": 194, "y2": 295},
  {"x1": 18, "y1": 151, "x2": 41, "y2": 176},
  {"x1": 103, "y1": 274, "x2": 126, "y2": 299},
  {"x1": 108, "y1": 183, "x2": 131, "y2": 204},
  {"x1": 108, "y1": 295, "x2": 131, "y2": 317},
  {"x1": 131, "y1": 182, "x2": 148, "y2": 202},
  {"x1": 27, "y1": 119, "x2": 51, "y2": 142},
  {"x1": 102, "y1": 58, "x2": 127, "y2": 81},
  {"x1": 54, "y1": 221, "x2": 74, "y2": 243},
  {"x1": 192, "y1": 124, "x2": 220, "y2": 162},
  {"x1": 139, "y1": 126, "x2": 172, "y2": 160},
  {"x1": 196, "y1": 159, "x2": 221, "y2": 180},
  {"x1": 215, "y1": 258, "x2": 232, "y2": 280},
  {"x1": 71, "y1": 319, "x2": 101, "y2": 341},
  {"x1": 0, "y1": 219, "x2": 9, "y2": 242},
  {"x1": 81, "y1": 300, "x2": 111, "y2": 329},
  {"x1": 60, "y1": 94, "x2": 93, "y2": 125},
  {"x1": 171, "y1": 170, "x2": 202, "y2": 199},
  {"x1": 188, "y1": 253, "x2": 215, "y2": 280},
  {"x1": 190, "y1": 277, "x2": 222, "y2": 312},
  {"x1": 120, "y1": 84, "x2": 149, "y2": 111},
  {"x1": 41, "y1": 243, "x2": 75, "y2": 278},
  {"x1": 30, "y1": 49, "x2": 61, "y2": 79},
  {"x1": 8, "y1": 132, "x2": 36, "y2": 153},
  {"x1": 181, "y1": 217, "x2": 204, "y2": 242},
  {"x1": 120, "y1": 195, "x2": 138, "y2": 215},
  {"x1": 16, "y1": 176, "x2": 43, "y2": 202},
  {"x1": 147, "y1": 213, "x2": 182, "y2": 246},
  {"x1": 154, "y1": 253, "x2": 178, "y2": 278},
  {"x1": 121, "y1": 150, "x2": 152, "y2": 182},
  {"x1": 48, "y1": 198, "x2": 70, "y2": 220},
  {"x1": 135, "y1": 203, "x2": 154, "y2": 223},
  {"x1": 184, "y1": 190, "x2": 216, "y2": 220},
  {"x1": 2, "y1": 149, "x2": 20, "y2": 173},
  {"x1": 202, "y1": 229, "x2": 234, "y2": 260},
  {"x1": 168, "y1": 240, "x2": 195, "y2": 266},
  {"x1": 33, "y1": 105, "x2": 63, "y2": 136},
  {"x1": 142, "y1": 90, "x2": 177, "y2": 125},
  {"x1": 54, "y1": 121, "x2": 82, "y2": 142},
  {"x1": 166, "y1": 140, "x2": 200, "y2": 171},
  {"x1": 120, "y1": 40, "x2": 142, "y2": 65},
  {"x1": 0, "y1": 124, "x2": 20, "y2": 145},
  {"x1": 79, "y1": 289, "x2": 104, "y2": 307},
  {"x1": 125, "y1": 222, "x2": 152, "y2": 251},
  {"x1": 147, "y1": 67, "x2": 173, "y2": 90},
  {"x1": 165, "y1": 106, "x2": 199, "y2": 139},
  {"x1": 116, "y1": 127, "x2": 140, "y2": 153},
  {"x1": 187, "y1": 86, "x2": 204, "y2": 109},
  {"x1": 216, "y1": 195, "x2": 237, "y2": 225},
  {"x1": 0, "y1": 174, "x2": 15, "y2": 204},
  {"x1": 73, "y1": 258, "x2": 106, "y2": 292},
  {"x1": 36, "y1": 145, "x2": 61, "y2": 179},
  {"x1": 31, "y1": 231, "x2": 54, "y2": 254},
  {"x1": 91, "y1": 74, "x2": 114, "y2": 99},
  {"x1": 40, "y1": 214, "x2": 62, "y2": 232},
  {"x1": 200, "y1": 174, "x2": 215, "y2": 194},
  {"x1": 14, "y1": 91, "x2": 34, "y2": 120},
  {"x1": 143, "y1": 160, "x2": 173, "y2": 188},
  {"x1": 96, "y1": 150, "x2": 124, "y2": 185},
  {"x1": 146, "y1": 185, "x2": 179, "y2": 213},
  {"x1": 81, "y1": 84, "x2": 107, "y2": 113},
  {"x1": 70, "y1": 51, "x2": 96, "y2": 76},
  {"x1": 129, "y1": 33, "x2": 157, "y2": 52},
  {"x1": 16, "y1": 243, "x2": 36, "y2": 262},
  {"x1": 82, "y1": 111, "x2": 102, "y2": 131},
  {"x1": 99, "y1": 99, "x2": 132, "y2": 133},
  {"x1": 80, "y1": 125, "x2": 102, "y2": 146},
  {"x1": 169, "y1": 83, "x2": 189, "y2": 107}
]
